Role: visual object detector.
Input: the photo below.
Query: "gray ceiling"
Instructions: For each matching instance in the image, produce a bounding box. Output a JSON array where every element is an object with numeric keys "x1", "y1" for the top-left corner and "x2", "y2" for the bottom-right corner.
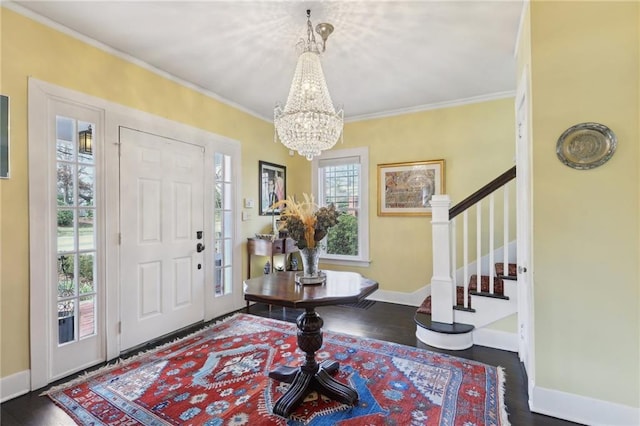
[{"x1": 12, "y1": 1, "x2": 524, "y2": 121}]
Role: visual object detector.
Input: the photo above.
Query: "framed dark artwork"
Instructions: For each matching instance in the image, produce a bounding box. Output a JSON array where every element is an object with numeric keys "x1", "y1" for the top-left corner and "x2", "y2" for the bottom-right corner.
[
  {"x1": 0, "y1": 95, "x2": 9, "y2": 179},
  {"x1": 378, "y1": 159, "x2": 445, "y2": 216},
  {"x1": 259, "y1": 161, "x2": 286, "y2": 215}
]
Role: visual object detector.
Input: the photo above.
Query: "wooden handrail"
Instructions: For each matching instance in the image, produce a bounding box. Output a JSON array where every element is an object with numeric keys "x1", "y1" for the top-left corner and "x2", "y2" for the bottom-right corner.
[{"x1": 449, "y1": 166, "x2": 516, "y2": 219}]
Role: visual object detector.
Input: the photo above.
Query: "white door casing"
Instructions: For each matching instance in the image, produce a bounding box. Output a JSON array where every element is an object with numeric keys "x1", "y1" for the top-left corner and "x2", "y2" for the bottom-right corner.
[
  {"x1": 29, "y1": 86, "x2": 107, "y2": 387},
  {"x1": 29, "y1": 79, "x2": 243, "y2": 389},
  {"x1": 119, "y1": 127, "x2": 205, "y2": 351},
  {"x1": 516, "y1": 69, "x2": 535, "y2": 394}
]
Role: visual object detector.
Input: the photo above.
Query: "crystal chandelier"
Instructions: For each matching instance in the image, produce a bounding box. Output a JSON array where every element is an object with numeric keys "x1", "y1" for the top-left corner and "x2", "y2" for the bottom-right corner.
[{"x1": 274, "y1": 10, "x2": 343, "y2": 161}]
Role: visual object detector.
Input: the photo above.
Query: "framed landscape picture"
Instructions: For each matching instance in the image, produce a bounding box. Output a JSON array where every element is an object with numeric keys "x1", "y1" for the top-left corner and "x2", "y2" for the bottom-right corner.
[
  {"x1": 378, "y1": 159, "x2": 445, "y2": 216},
  {"x1": 259, "y1": 161, "x2": 286, "y2": 215}
]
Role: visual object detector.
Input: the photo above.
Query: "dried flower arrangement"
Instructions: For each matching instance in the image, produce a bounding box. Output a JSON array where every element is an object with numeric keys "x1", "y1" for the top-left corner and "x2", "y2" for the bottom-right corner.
[{"x1": 274, "y1": 194, "x2": 339, "y2": 250}]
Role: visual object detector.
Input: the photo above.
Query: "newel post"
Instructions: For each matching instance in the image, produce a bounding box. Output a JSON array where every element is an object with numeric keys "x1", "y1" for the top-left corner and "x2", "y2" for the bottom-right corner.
[{"x1": 430, "y1": 195, "x2": 454, "y2": 324}]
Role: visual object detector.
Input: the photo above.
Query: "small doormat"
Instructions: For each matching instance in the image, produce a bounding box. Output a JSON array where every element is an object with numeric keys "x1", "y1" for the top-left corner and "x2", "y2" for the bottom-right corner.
[{"x1": 47, "y1": 314, "x2": 509, "y2": 425}]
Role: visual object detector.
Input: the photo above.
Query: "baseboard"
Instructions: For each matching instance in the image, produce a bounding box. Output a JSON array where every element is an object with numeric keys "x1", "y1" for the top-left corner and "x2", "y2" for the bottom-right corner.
[
  {"x1": 0, "y1": 370, "x2": 31, "y2": 403},
  {"x1": 369, "y1": 285, "x2": 430, "y2": 307},
  {"x1": 472, "y1": 328, "x2": 518, "y2": 352},
  {"x1": 531, "y1": 385, "x2": 640, "y2": 426}
]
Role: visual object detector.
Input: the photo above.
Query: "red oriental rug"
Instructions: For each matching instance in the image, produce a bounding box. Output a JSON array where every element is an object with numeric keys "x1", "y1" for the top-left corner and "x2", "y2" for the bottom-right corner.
[{"x1": 47, "y1": 314, "x2": 509, "y2": 425}]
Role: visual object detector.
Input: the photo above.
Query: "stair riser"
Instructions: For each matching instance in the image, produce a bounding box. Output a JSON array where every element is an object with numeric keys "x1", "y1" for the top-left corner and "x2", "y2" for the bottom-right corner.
[
  {"x1": 417, "y1": 279, "x2": 517, "y2": 314},
  {"x1": 454, "y1": 281, "x2": 518, "y2": 328},
  {"x1": 416, "y1": 327, "x2": 473, "y2": 350}
]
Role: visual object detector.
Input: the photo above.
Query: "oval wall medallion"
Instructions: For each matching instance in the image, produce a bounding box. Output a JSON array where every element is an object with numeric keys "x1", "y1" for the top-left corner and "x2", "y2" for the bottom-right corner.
[{"x1": 556, "y1": 122, "x2": 617, "y2": 170}]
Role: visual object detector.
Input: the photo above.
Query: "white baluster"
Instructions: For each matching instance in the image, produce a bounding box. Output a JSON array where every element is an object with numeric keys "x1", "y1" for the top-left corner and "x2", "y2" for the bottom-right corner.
[
  {"x1": 489, "y1": 193, "x2": 495, "y2": 294},
  {"x1": 504, "y1": 184, "x2": 509, "y2": 279},
  {"x1": 463, "y1": 210, "x2": 469, "y2": 309},
  {"x1": 476, "y1": 201, "x2": 482, "y2": 295}
]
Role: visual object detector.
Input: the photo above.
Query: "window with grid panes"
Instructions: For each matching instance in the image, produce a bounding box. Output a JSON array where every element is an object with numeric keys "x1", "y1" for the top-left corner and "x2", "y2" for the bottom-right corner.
[{"x1": 312, "y1": 147, "x2": 369, "y2": 264}]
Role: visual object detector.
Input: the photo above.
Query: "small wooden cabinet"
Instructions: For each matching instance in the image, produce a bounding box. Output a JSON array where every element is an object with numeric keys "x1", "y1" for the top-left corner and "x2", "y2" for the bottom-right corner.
[{"x1": 247, "y1": 237, "x2": 298, "y2": 278}]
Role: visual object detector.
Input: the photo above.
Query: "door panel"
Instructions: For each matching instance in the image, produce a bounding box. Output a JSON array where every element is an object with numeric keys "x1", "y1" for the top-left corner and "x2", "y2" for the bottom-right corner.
[{"x1": 120, "y1": 127, "x2": 204, "y2": 350}]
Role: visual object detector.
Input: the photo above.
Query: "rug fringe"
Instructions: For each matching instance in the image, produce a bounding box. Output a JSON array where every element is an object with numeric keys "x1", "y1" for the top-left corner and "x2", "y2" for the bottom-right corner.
[
  {"x1": 42, "y1": 312, "x2": 247, "y2": 396},
  {"x1": 497, "y1": 366, "x2": 511, "y2": 426}
]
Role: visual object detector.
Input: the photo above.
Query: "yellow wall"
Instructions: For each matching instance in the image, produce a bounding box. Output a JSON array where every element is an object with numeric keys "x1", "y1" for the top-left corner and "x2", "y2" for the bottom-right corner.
[
  {"x1": 318, "y1": 100, "x2": 516, "y2": 293},
  {"x1": 529, "y1": 1, "x2": 640, "y2": 407},
  {"x1": 1, "y1": 7, "x2": 517, "y2": 382},
  {"x1": 0, "y1": 8, "x2": 289, "y2": 378},
  {"x1": 252, "y1": 103, "x2": 517, "y2": 288},
  {"x1": 4, "y1": 1, "x2": 638, "y2": 415}
]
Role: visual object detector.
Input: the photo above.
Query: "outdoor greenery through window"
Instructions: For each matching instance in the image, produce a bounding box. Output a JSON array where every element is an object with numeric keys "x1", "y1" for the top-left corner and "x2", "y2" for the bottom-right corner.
[
  {"x1": 323, "y1": 163, "x2": 359, "y2": 256},
  {"x1": 314, "y1": 148, "x2": 369, "y2": 263},
  {"x1": 56, "y1": 116, "x2": 97, "y2": 344}
]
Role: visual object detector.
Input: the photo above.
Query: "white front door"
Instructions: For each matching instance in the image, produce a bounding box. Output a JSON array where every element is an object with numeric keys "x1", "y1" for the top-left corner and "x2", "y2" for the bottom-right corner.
[{"x1": 119, "y1": 127, "x2": 205, "y2": 350}]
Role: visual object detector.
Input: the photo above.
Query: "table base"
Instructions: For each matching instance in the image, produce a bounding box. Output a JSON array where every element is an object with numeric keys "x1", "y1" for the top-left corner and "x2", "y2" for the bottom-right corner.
[
  {"x1": 269, "y1": 360, "x2": 358, "y2": 417},
  {"x1": 268, "y1": 308, "x2": 358, "y2": 417}
]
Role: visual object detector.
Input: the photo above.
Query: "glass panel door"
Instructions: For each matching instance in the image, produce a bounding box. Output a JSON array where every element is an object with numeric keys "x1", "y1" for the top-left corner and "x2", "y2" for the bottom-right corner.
[{"x1": 56, "y1": 117, "x2": 97, "y2": 344}]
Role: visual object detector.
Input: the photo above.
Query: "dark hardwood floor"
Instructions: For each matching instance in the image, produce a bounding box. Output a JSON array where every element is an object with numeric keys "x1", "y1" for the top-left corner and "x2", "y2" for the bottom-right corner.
[{"x1": 1, "y1": 301, "x2": 582, "y2": 425}]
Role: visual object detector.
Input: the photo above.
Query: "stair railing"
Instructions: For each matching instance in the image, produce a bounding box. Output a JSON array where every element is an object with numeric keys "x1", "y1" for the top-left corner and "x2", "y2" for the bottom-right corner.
[{"x1": 430, "y1": 166, "x2": 516, "y2": 324}]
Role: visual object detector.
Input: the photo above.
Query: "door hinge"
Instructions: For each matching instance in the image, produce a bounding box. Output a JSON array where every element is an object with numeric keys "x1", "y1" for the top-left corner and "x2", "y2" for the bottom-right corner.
[
  {"x1": 118, "y1": 321, "x2": 122, "y2": 334},
  {"x1": 118, "y1": 233, "x2": 122, "y2": 245}
]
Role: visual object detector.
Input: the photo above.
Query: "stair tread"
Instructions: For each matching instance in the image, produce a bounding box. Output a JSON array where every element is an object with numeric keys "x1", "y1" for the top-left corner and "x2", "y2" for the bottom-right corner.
[
  {"x1": 416, "y1": 262, "x2": 516, "y2": 317},
  {"x1": 497, "y1": 274, "x2": 517, "y2": 281},
  {"x1": 469, "y1": 290, "x2": 509, "y2": 300},
  {"x1": 415, "y1": 313, "x2": 474, "y2": 334},
  {"x1": 417, "y1": 287, "x2": 472, "y2": 315},
  {"x1": 453, "y1": 305, "x2": 476, "y2": 313}
]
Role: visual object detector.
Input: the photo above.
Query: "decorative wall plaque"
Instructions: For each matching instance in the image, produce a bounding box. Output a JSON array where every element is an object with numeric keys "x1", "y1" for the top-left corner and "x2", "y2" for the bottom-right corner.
[{"x1": 556, "y1": 122, "x2": 616, "y2": 170}]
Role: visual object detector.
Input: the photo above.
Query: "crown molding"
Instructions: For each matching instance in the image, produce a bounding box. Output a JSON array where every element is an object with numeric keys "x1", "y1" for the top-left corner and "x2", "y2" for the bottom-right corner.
[
  {"x1": 345, "y1": 91, "x2": 516, "y2": 123},
  {"x1": 3, "y1": 1, "x2": 269, "y2": 122},
  {"x1": 4, "y1": 2, "x2": 518, "y2": 126}
]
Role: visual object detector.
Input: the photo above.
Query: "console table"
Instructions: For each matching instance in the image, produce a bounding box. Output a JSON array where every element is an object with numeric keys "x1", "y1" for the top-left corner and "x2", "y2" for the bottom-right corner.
[
  {"x1": 246, "y1": 237, "x2": 298, "y2": 278},
  {"x1": 243, "y1": 271, "x2": 379, "y2": 417}
]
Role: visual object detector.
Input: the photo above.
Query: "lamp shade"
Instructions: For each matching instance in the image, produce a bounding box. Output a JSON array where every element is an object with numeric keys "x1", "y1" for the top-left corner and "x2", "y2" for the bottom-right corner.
[{"x1": 79, "y1": 125, "x2": 92, "y2": 155}]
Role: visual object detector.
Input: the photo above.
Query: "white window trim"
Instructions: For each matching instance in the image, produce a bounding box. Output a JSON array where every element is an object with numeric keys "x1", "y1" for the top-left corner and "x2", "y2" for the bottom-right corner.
[{"x1": 311, "y1": 147, "x2": 370, "y2": 267}]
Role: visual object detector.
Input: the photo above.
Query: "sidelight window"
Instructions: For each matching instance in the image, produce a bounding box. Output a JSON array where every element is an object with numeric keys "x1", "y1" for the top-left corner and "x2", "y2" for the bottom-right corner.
[
  {"x1": 55, "y1": 117, "x2": 97, "y2": 344},
  {"x1": 214, "y1": 152, "x2": 233, "y2": 296}
]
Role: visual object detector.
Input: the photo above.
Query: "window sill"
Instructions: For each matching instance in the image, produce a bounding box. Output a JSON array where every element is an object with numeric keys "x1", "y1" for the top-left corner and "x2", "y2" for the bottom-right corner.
[{"x1": 320, "y1": 257, "x2": 372, "y2": 268}]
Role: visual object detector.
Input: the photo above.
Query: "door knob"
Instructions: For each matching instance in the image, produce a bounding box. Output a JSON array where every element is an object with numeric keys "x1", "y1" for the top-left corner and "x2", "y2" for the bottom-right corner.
[
  {"x1": 197, "y1": 243, "x2": 205, "y2": 253},
  {"x1": 518, "y1": 266, "x2": 527, "y2": 273}
]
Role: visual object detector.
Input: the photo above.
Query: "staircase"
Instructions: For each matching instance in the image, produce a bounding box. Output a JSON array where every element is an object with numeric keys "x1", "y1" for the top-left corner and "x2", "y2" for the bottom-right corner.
[
  {"x1": 417, "y1": 263, "x2": 517, "y2": 314},
  {"x1": 416, "y1": 167, "x2": 518, "y2": 350}
]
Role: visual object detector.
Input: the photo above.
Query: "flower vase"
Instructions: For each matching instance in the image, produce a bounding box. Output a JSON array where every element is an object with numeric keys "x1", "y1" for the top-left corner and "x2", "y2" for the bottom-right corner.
[{"x1": 296, "y1": 247, "x2": 326, "y2": 285}]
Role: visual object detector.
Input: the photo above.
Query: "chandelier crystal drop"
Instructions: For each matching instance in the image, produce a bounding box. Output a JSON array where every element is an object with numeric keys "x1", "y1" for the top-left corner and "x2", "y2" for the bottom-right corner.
[{"x1": 274, "y1": 10, "x2": 343, "y2": 161}]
